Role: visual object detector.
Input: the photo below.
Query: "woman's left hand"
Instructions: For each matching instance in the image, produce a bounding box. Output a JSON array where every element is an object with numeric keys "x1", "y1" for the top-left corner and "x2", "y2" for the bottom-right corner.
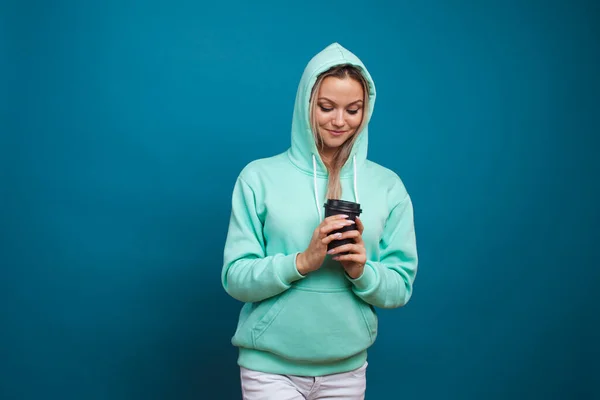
[{"x1": 327, "y1": 217, "x2": 367, "y2": 279}]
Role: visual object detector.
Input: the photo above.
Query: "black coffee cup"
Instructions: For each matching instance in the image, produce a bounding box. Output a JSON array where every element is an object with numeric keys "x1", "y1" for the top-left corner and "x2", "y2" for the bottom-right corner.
[{"x1": 324, "y1": 199, "x2": 362, "y2": 253}]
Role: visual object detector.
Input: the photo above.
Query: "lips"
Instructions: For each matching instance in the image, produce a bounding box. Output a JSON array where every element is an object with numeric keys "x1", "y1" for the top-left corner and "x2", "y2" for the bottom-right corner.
[{"x1": 327, "y1": 129, "x2": 346, "y2": 137}]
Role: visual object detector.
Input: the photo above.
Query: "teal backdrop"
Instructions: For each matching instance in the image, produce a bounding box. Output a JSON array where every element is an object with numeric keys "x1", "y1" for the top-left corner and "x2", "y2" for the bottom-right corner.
[{"x1": 2, "y1": 0, "x2": 598, "y2": 399}]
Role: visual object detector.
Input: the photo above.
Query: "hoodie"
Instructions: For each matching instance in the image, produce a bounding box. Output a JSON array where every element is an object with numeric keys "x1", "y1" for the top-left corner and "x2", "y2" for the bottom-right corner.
[{"x1": 221, "y1": 43, "x2": 418, "y2": 376}]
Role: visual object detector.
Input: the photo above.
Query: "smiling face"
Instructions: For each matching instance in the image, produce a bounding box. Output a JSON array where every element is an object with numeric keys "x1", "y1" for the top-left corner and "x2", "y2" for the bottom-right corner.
[{"x1": 313, "y1": 76, "x2": 365, "y2": 162}]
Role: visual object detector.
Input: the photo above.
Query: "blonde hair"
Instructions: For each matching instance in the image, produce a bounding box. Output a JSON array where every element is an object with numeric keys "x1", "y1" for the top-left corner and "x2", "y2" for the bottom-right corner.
[{"x1": 309, "y1": 64, "x2": 370, "y2": 200}]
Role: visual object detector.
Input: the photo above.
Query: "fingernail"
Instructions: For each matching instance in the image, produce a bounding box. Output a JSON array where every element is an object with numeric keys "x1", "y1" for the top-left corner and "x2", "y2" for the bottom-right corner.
[{"x1": 327, "y1": 249, "x2": 335, "y2": 254}]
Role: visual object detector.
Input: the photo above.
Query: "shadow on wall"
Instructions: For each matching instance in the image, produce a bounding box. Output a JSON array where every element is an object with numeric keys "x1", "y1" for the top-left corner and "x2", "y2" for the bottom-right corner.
[
  {"x1": 114, "y1": 286, "x2": 242, "y2": 399},
  {"x1": 106, "y1": 209, "x2": 243, "y2": 399},
  {"x1": 3, "y1": 196, "x2": 243, "y2": 400}
]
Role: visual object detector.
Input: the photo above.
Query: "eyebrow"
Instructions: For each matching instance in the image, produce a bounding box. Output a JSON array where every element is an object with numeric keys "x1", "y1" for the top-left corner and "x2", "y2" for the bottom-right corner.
[{"x1": 318, "y1": 97, "x2": 364, "y2": 106}]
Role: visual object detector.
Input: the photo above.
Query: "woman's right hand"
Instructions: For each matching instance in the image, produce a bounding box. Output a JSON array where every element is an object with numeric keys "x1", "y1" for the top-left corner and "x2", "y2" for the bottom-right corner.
[{"x1": 296, "y1": 214, "x2": 356, "y2": 275}]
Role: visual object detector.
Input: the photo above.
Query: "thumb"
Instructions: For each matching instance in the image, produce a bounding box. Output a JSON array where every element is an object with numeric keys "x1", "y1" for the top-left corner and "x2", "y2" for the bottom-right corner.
[{"x1": 355, "y1": 217, "x2": 364, "y2": 234}]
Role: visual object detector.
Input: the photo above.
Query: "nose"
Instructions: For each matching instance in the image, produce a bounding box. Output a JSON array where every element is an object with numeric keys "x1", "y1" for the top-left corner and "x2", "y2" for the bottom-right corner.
[{"x1": 332, "y1": 110, "x2": 345, "y2": 128}]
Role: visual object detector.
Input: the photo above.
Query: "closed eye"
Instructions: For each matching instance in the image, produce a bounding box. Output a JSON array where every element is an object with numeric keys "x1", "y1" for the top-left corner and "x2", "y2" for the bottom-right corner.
[{"x1": 319, "y1": 106, "x2": 361, "y2": 114}]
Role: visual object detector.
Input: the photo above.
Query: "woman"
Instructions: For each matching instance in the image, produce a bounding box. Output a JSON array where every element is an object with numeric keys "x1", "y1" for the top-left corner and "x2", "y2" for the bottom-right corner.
[{"x1": 221, "y1": 42, "x2": 418, "y2": 399}]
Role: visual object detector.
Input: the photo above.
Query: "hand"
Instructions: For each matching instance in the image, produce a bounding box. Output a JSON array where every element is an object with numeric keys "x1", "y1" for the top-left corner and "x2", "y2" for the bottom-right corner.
[
  {"x1": 296, "y1": 214, "x2": 356, "y2": 275},
  {"x1": 327, "y1": 217, "x2": 367, "y2": 279}
]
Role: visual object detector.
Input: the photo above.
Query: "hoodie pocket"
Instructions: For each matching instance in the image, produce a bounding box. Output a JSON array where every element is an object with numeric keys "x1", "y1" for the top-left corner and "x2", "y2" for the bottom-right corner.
[{"x1": 248, "y1": 287, "x2": 378, "y2": 362}]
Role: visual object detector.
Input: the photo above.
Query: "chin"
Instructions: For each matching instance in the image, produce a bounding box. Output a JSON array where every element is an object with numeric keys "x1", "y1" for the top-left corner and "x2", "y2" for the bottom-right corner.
[{"x1": 320, "y1": 138, "x2": 345, "y2": 149}]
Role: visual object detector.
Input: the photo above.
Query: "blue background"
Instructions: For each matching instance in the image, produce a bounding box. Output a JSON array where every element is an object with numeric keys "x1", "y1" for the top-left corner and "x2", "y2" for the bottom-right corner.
[{"x1": 2, "y1": 0, "x2": 598, "y2": 399}]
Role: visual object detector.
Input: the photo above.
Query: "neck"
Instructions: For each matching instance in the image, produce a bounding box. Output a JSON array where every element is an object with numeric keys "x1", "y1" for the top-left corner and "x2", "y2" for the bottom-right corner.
[{"x1": 319, "y1": 148, "x2": 336, "y2": 169}]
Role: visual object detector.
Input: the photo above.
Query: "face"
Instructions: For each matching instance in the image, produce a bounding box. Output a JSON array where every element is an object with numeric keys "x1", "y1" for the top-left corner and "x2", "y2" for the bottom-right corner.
[{"x1": 314, "y1": 76, "x2": 365, "y2": 156}]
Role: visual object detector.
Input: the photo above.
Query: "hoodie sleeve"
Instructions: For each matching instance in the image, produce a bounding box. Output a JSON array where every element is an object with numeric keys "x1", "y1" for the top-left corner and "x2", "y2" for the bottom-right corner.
[
  {"x1": 347, "y1": 188, "x2": 418, "y2": 309},
  {"x1": 221, "y1": 176, "x2": 305, "y2": 303}
]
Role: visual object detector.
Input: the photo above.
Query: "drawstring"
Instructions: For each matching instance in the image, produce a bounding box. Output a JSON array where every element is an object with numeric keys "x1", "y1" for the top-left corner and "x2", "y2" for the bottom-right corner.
[
  {"x1": 312, "y1": 154, "x2": 359, "y2": 221},
  {"x1": 312, "y1": 154, "x2": 323, "y2": 221},
  {"x1": 353, "y1": 155, "x2": 359, "y2": 204}
]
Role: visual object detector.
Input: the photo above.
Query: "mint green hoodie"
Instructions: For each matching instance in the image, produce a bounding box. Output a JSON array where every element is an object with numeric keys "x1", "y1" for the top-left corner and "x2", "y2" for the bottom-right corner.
[{"x1": 221, "y1": 43, "x2": 418, "y2": 376}]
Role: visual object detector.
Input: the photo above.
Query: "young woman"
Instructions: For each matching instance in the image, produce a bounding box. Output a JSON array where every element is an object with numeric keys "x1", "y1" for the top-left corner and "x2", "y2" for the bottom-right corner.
[{"x1": 221, "y1": 42, "x2": 418, "y2": 399}]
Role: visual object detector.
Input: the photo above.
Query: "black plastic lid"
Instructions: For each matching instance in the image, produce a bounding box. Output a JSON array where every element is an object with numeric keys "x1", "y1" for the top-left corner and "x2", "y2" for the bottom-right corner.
[{"x1": 324, "y1": 199, "x2": 362, "y2": 214}]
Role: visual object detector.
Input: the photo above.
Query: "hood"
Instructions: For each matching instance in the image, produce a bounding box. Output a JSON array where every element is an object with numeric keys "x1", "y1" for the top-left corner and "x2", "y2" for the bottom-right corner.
[{"x1": 287, "y1": 42, "x2": 377, "y2": 180}]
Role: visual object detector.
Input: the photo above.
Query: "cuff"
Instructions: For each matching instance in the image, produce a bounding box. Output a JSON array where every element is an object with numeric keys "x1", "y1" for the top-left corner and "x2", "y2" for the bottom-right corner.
[
  {"x1": 346, "y1": 261, "x2": 379, "y2": 292},
  {"x1": 276, "y1": 252, "x2": 306, "y2": 285}
]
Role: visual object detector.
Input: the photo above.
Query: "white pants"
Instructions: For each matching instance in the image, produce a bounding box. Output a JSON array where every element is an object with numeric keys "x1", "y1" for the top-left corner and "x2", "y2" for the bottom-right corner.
[{"x1": 239, "y1": 362, "x2": 368, "y2": 400}]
